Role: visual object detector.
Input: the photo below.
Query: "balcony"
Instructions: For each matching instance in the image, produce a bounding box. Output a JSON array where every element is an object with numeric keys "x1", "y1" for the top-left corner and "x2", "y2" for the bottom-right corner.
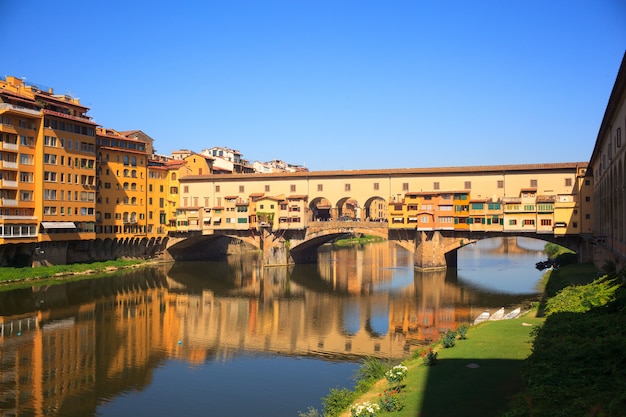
[
  {"x1": 0, "y1": 142, "x2": 18, "y2": 151},
  {"x1": 0, "y1": 161, "x2": 18, "y2": 170},
  {"x1": 0, "y1": 103, "x2": 41, "y2": 117},
  {"x1": 1, "y1": 199, "x2": 18, "y2": 206},
  {"x1": 0, "y1": 179, "x2": 18, "y2": 188},
  {"x1": 0, "y1": 215, "x2": 37, "y2": 220}
]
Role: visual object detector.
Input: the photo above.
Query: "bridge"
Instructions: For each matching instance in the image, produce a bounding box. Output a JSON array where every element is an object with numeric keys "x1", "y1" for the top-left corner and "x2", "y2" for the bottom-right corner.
[{"x1": 167, "y1": 162, "x2": 592, "y2": 269}]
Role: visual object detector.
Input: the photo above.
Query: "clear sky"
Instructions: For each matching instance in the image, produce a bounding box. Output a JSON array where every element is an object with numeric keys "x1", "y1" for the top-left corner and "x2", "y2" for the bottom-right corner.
[{"x1": 2, "y1": 1, "x2": 625, "y2": 171}]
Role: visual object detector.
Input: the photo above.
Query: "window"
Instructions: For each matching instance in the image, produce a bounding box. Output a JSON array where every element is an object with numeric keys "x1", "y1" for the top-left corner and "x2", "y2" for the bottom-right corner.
[
  {"x1": 523, "y1": 219, "x2": 535, "y2": 226},
  {"x1": 265, "y1": 185, "x2": 270, "y2": 192},
  {"x1": 433, "y1": 182, "x2": 440, "y2": 190},
  {"x1": 43, "y1": 154, "x2": 57, "y2": 164},
  {"x1": 541, "y1": 219, "x2": 552, "y2": 226},
  {"x1": 497, "y1": 180, "x2": 504, "y2": 188},
  {"x1": 402, "y1": 183, "x2": 409, "y2": 191},
  {"x1": 565, "y1": 178, "x2": 572, "y2": 187},
  {"x1": 464, "y1": 181, "x2": 471, "y2": 190},
  {"x1": 20, "y1": 154, "x2": 34, "y2": 165},
  {"x1": 183, "y1": 186, "x2": 189, "y2": 193},
  {"x1": 317, "y1": 184, "x2": 323, "y2": 192},
  {"x1": 530, "y1": 179, "x2": 537, "y2": 187},
  {"x1": 215, "y1": 185, "x2": 220, "y2": 192},
  {"x1": 345, "y1": 184, "x2": 351, "y2": 192},
  {"x1": 43, "y1": 189, "x2": 57, "y2": 200},
  {"x1": 239, "y1": 185, "x2": 245, "y2": 193},
  {"x1": 44, "y1": 136, "x2": 57, "y2": 147},
  {"x1": 373, "y1": 182, "x2": 379, "y2": 191},
  {"x1": 43, "y1": 171, "x2": 57, "y2": 182},
  {"x1": 290, "y1": 184, "x2": 296, "y2": 192},
  {"x1": 617, "y1": 127, "x2": 622, "y2": 148}
]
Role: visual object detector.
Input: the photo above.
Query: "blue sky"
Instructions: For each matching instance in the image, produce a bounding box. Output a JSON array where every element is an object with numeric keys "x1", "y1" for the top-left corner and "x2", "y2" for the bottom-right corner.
[{"x1": 2, "y1": 1, "x2": 625, "y2": 171}]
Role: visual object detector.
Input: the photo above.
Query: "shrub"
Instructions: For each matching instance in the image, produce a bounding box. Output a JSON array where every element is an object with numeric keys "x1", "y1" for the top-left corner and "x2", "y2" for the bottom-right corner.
[
  {"x1": 322, "y1": 387, "x2": 356, "y2": 417},
  {"x1": 379, "y1": 389, "x2": 404, "y2": 412},
  {"x1": 385, "y1": 364, "x2": 408, "y2": 389},
  {"x1": 354, "y1": 357, "x2": 390, "y2": 382},
  {"x1": 421, "y1": 348, "x2": 438, "y2": 366},
  {"x1": 442, "y1": 329, "x2": 457, "y2": 348},
  {"x1": 545, "y1": 277, "x2": 620, "y2": 315},
  {"x1": 350, "y1": 401, "x2": 380, "y2": 417},
  {"x1": 457, "y1": 324, "x2": 468, "y2": 340},
  {"x1": 298, "y1": 406, "x2": 321, "y2": 417}
]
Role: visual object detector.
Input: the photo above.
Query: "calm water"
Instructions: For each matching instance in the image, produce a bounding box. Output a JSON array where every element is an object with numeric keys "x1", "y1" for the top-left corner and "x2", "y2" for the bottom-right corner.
[{"x1": 0, "y1": 237, "x2": 546, "y2": 417}]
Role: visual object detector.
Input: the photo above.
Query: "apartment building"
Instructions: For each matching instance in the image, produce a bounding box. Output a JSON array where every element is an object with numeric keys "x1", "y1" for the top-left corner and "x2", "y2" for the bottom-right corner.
[
  {"x1": 0, "y1": 81, "x2": 39, "y2": 248},
  {"x1": 95, "y1": 128, "x2": 151, "y2": 239},
  {"x1": 0, "y1": 76, "x2": 97, "y2": 251}
]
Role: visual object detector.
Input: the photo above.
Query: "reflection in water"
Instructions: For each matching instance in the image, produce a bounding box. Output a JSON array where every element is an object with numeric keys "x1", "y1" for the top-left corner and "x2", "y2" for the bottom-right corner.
[{"x1": 0, "y1": 238, "x2": 543, "y2": 417}]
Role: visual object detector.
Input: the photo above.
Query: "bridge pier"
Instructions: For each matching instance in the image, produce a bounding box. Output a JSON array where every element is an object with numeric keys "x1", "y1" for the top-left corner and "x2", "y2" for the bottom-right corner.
[
  {"x1": 261, "y1": 235, "x2": 293, "y2": 266},
  {"x1": 414, "y1": 231, "x2": 448, "y2": 270}
]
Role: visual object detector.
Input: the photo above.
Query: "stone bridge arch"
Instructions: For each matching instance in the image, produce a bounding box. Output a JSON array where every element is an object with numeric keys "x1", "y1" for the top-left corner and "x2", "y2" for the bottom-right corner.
[
  {"x1": 166, "y1": 233, "x2": 260, "y2": 261},
  {"x1": 287, "y1": 222, "x2": 390, "y2": 263}
]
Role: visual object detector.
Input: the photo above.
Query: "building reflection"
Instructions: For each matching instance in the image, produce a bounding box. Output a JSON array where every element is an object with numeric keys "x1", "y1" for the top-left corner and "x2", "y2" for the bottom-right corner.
[{"x1": 0, "y1": 242, "x2": 537, "y2": 416}]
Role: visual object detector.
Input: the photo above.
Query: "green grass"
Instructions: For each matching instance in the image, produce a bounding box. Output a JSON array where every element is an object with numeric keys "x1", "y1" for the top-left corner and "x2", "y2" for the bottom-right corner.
[
  {"x1": 333, "y1": 235, "x2": 386, "y2": 247},
  {"x1": 396, "y1": 318, "x2": 543, "y2": 417},
  {"x1": 333, "y1": 316, "x2": 544, "y2": 417},
  {"x1": 0, "y1": 258, "x2": 147, "y2": 290}
]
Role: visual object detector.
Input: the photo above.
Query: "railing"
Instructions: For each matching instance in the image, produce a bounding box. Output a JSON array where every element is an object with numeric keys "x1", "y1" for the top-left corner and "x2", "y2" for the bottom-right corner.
[
  {"x1": 0, "y1": 103, "x2": 40, "y2": 116},
  {"x1": 0, "y1": 179, "x2": 18, "y2": 188},
  {"x1": 1, "y1": 198, "x2": 18, "y2": 206},
  {"x1": 0, "y1": 142, "x2": 18, "y2": 151},
  {"x1": 0, "y1": 161, "x2": 18, "y2": 169},
  {"x1": 0, "y1": 215, "x2": 37, "y2": 220}
]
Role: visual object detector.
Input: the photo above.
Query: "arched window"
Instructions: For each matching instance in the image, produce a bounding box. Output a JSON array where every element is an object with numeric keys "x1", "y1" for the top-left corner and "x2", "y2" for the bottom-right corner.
[{"x1": 123, "y1": 155, "x2": 129, "y2": 166}]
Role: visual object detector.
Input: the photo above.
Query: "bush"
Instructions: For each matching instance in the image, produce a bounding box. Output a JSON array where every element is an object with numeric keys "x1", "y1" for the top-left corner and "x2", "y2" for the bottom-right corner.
[
  {"x1": 322, "y1": 387, "x2": 356, "y2": 417},
  {"x1": 457, "y1": 324, "x2": 468, "y2": 340},
  {"x1": 379, "y1": 389, "x2": 404, "y2": 412},
  {"x1": 545, "y1": 277, "x2": 620, "y2": 315},
  {"x1": 442, "y1": 329, "x2": 457, "y2": 348},
  {"x1": 298, "y1": 406, "x2": 321, "y2": 417},
  {"x1": 421, "y1": 348, "x2": 438, "y2": 366}
]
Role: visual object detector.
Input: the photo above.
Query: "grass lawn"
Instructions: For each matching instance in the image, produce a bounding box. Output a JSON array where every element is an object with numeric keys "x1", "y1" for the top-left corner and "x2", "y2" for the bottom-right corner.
[{"x1": 342, "y1": 315, "x2": 544, "y2": 417}]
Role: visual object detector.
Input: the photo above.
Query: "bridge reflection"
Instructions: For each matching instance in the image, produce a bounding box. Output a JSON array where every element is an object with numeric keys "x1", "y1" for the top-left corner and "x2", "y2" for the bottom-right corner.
[{"x1": 0, "y1": 247, "x2": 538, "y2": 416}]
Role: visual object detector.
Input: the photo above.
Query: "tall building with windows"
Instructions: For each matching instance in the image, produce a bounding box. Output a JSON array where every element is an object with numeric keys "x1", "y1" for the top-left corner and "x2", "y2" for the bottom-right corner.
[
  {"x1": 0, "y1": 76, "x2": 97, "y2": 263},
  {"x1": 96, "y1": 128, "x2": 150, "y2": 239},
  {"x1": 0, "y1": 78, "x2": 39, "y2": 249}
]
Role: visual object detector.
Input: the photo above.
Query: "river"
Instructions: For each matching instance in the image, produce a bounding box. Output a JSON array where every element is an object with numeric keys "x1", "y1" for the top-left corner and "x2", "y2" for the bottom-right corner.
[{"x1": 0, "y1": 237, "x2": 546, "y2": 417}]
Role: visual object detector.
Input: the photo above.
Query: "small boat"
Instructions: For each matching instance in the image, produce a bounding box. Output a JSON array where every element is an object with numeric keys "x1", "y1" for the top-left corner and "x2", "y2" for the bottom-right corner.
[
  {"x1": 488, "y1": 307, "x2": 505, "y2": 321},
  {"x1": 473, "y1": 311, "x2": 490, "y2": 325},
  {"x1": 503, "y1": 307, "x2": 521, "y2": 319}
]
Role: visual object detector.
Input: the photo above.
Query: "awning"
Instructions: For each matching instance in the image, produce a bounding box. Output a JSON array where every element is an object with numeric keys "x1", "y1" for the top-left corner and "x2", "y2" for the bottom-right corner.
[{"x1": 40, "y1": 221, "x2": 76, "y2": 229}]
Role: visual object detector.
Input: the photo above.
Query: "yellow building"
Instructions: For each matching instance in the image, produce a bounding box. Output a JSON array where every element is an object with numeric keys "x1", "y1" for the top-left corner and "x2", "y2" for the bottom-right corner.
[
  {"x1": 0, "y1": 81, "x2": 39, "y2": 249},
  {"x1": 1, "y1": 76, "x2": 97, "y2": 264},
  {"x1": 95, "y1": 128, "x2": 150, "y2": 239}
]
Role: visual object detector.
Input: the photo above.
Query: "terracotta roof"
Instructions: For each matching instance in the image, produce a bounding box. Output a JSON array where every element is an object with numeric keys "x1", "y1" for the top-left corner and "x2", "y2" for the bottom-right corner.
[{"x1": 180, "y1": 162, "x2": 588, "y2": 183}]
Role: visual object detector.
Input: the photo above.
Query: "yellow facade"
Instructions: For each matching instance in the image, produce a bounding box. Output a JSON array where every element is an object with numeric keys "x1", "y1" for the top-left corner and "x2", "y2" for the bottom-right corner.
[
  {"x1": 1, "y1": 76, "x2": 97, "y2": 250},
  {"x1": 95, "y1": 128, "x2": 151, "y2": 240},
  {"x1": 0, "y1": 88, "x2": 39, "y2": 246}
]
